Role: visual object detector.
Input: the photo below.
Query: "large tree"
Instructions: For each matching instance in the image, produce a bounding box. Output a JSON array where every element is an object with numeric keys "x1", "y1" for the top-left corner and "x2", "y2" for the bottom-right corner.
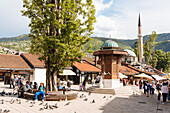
[
  {"x1": 143, "y1": 40, "x2": 150, "y2": 63},
  {"x1": 22, "y1": 0, "x2": 96, "y2": 91},
  {"x1": 155, "y1": 50, "x2": 170, "y2": 73},
  {"x1": 133, "y1": 40, "x2": 139, "y2": 59},
  {"x1": 143, "y1": 31, "x2": 159, "y2": 67}
]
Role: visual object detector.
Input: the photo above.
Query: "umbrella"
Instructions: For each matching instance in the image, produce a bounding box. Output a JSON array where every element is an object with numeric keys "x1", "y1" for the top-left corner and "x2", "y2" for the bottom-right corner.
[
  {"x1": 119, "y1": 73, "x2": 128, "y2": 79},
  {"x1": 152, "y1": 75, "x2": 166, "y2": 81},
  {"x1": 135, "y1": 73, "x2": 152, "y2": 79},
  {"x1": 59, "y1": 69, "x2": 76, "y2": 75}
]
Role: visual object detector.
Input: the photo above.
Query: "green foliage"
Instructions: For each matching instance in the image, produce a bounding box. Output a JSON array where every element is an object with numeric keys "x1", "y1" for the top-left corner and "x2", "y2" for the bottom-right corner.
[
  {"x1": 143, "y1": 31, "x2": 159, "y2": 67},
  {"x1": 22, "y1": 0, "x2": 96, "y2": 91},
  {"x1": 155, "y1": 50, "x2": 170, "y2": 73},
  {"x1": 84, "y1": 38, "x2": 103, "y2": 51},
  {"x1": 133, "y1": 40, "x2": 139, "y2": 58}
]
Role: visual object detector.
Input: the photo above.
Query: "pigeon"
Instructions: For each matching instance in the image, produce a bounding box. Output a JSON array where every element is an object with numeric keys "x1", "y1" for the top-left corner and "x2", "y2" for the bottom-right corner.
[
  {"x1": 103, "y1": 96, "x2": 106, "y2": 98},
  {"x1": 1, "y1": 101, "x2": 4, "y2": 104},
  {"x1": 88, "y1": 92, "x2": 91, "y2": 96},
  {"x1": 30, "y1": 101, "x2": 35, "y2": 104},
  {"x1": 84, "y1": 98, "x2": 88, "y2": 101},
  {"x1": 49, "y1": 105, "x2": 53, "y2": 110},
  {"x1": 18, "y1": 100, "x2": 21, "y2": 104},
  {"x1": 3, "y1": 109, "x2": 10, "y2": 113},
  {"x1": 44, "y1": 105, "x2": 48, "y2": 109},
  {"x1": 65, "y1": 102, "x2": 70, "y2": 106},
  {"x1": 30, "y1": 104, "x2": 34, "y2": 107},
  {"x1": 79, "y1": 95, "x2": 82, "y2": 98},
  {"x1": 39, "y1": 108, "x2": 44, "y2": 111},
  {"x1": 10, "y1": 99, "x2": 15, "y2": 104},
  {"x1": 91, "y1": 99, "x2": 95, "y2": 103},
  {"x1": 1, "y1": 99, "x2": 4, "y2": 104},
  {"x1": 52, "y1": 103, "x2": 58, "y2": 108},
  {"x1": 44, "y1": 103, "x2": 48, "y2": 106},
  {"x1": 39, "y1": 101, "x2": 44, "y2": 105}
]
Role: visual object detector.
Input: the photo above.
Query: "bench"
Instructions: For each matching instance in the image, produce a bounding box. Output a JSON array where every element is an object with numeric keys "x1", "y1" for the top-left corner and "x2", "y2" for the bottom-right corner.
[{"x1": 23, "y1": 89, "x2": 77, "y2": 101}]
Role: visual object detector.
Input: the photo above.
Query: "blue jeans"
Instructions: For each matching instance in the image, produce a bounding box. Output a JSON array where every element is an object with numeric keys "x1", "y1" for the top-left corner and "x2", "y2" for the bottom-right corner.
[{"x1": 35, "y1": 91, "x2": 45, "y2": 100}]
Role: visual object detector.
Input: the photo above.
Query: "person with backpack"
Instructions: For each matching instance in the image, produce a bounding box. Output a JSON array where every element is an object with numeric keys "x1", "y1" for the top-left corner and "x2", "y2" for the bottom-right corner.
[
  {"x1": 156, "y1": 82, "x2": 161, "y2": 102},
  {"x1": 146, "y1": 81, "x2": 150, "y2": 97}
]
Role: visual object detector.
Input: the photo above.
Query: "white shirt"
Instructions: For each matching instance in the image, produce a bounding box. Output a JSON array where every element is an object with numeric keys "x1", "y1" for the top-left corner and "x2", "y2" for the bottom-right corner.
[{"x1": 161, "y1": 86, "x2": 168, "y2": 94}]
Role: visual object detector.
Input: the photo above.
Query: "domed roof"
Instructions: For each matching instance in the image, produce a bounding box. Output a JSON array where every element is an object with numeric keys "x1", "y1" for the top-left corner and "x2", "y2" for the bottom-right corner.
[
  {"x1": 101, "y1": 40, "x2": 119, "y2": 48},
  {"x1": 124, "y1": 49, "x2": 136, "y2": 57}
]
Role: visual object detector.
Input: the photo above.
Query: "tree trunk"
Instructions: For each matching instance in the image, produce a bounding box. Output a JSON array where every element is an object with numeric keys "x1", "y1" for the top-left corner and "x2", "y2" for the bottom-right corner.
[
  {"x1": 49, "y1": 75, "x2": 53, "y2": 91},
  {"x1": 52, "y1": 71, "x2": 58, "y2": 91}
]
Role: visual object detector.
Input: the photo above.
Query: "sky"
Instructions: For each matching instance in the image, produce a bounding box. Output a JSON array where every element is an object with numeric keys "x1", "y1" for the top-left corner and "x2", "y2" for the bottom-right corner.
[{"x1": 0, "y1": 0, "x2": 170, "y2": 39}]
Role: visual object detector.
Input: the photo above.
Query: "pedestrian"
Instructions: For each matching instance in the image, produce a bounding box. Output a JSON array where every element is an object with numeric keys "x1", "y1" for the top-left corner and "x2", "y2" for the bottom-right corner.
[
  {"x1": 18, "y1": 81, "x2": 27, "y2": 98},
  {"x1": 79, "y1": 83, "x2": 83, "y2": 91},
  {"x1": 123, "y1": 79, "x2": 126, "y2": 86},
  {"x1": 150, "y1": 83, "x2": 153, "y2": 95},
  {"x1": 161, "y1": 83, "x2": 168, "y2": 104},
  {"x1": 35, "y1": 83, "x2": 45, "y2": 102},
  {"x1": 92, "y1": 78, "x2": 95, "y2": 86},
  {"x1": 67, "y1": 80, "x2": 72, "y2": 90},
  {"x1": 143, "y1": 81, "x2": 147, "y2": 94},
  {"x1": 10, "y1": 76, "x2": 15, "y2": 89},
  {"x1": 152, "y1": 83, "x2": 156, "y2": 94},
  {"x1": 139, "y1": 80, "x2": 143, "y2": 92},
  {"x1": 168, "y1": 84, "x2": 170, "y2": 100},
  {"x1": 146, "y1": 81, "x2": 150, "y2": 97},
  {"x1": 82, "y1": 79, "x2": 87, "y2": 90},
  {"x1": 156, "y1": 82, "x2": 161, "y2": 102},
  {"x1": 26, "y1": 81, "x2": 31, "y2": 92},
  {"x1": 33, "y1": 82, "x2": 38, "y2": 89},
  {"x1": 95, "y1": 75, "x2": 100, "y2": 87}
]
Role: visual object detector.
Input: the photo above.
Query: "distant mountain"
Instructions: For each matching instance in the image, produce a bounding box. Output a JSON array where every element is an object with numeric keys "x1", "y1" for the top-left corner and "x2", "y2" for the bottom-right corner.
[
  {"x1": 0, "y1": 33, "x2": 169, "y2": 52},
  {"x1": 0, "y1": 34, "x2": 31, "y2": 42},
  {"x1": 92, "y1": 33, "x2": 170, "y2": 52}
]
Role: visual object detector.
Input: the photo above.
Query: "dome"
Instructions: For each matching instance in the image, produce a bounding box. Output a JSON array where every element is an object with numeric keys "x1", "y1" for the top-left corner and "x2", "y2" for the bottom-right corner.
[
  {"x1": 101, "y1": 40, "x2": 119, "y2": 48},
  {"x1": 124, "y1": 49, "x2": 136, "y2": 57}
]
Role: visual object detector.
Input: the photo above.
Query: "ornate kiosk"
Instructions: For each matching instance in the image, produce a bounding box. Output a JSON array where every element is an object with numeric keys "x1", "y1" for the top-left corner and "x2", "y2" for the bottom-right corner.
[{"x1": 93, "y1": 40, "x2": 128, "y2": 88}]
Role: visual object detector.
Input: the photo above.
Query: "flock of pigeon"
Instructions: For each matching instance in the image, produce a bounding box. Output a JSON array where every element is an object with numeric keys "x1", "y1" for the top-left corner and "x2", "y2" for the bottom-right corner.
[
  {"x1": 0, "y1": 89, "x2": 17, "y2": 96},
  {"x1": 79, "y1": 92, "x2": 113, "y2": 103},
  {"x1": 0, "y1": 89, "x2": 113, "y2": 113},
  {"x1": 0, "y1": 89, "x2": 18, "y2": 113}
]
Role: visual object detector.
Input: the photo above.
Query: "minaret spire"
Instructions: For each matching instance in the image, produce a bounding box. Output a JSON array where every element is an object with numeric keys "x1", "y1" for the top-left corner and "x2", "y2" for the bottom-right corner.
[
  {"x1": 138, "y1": 13, "x2": 143, "y2": 63},
  {"x1": 138, "y1": 13, "x2": 141, "y2": 26}
]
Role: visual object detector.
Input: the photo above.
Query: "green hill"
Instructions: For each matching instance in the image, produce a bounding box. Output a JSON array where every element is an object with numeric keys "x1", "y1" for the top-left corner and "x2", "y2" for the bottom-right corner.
[
  {"x1": 92, "y1": 33, "x2": 170, "y2": 52},
  {"x1": 0, "y1": 33, "x2": 169, "y2": 52},
  {"x1": 0, "y1": 34, "x2": 31, "y2": 42}
]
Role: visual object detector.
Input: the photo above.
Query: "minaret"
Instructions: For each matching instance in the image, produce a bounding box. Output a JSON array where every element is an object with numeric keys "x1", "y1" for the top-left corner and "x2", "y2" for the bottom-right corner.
[{"x1": 138, "y1": 14, "x2": 143, "y2": 63}]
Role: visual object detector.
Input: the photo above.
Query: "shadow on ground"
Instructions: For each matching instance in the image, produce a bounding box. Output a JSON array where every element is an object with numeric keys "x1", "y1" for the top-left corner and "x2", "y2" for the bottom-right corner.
[{"x1": 100, "y1": 93, "x2": 170, "y2": 113}]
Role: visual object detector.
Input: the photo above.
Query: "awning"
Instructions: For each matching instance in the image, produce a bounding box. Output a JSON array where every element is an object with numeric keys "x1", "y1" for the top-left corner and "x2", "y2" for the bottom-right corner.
[
  {"x1": 152, "y1": 75, "x2": 166, "y2": 81},
  {"x1": 59, "y1": 69, "x2": 76, "y2": 75},
  {"x1": 135, "y1": 73, "x2": 152, "y2": 79},
  {"x1": 119, "y1": 73, "x2": 128, "y2": 79}
]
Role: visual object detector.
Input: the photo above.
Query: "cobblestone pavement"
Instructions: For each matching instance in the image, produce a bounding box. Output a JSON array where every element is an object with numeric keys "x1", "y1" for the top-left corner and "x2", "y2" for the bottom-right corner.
[{"x1": 0, "y1": 83, "x2": 169, "y2": 113}]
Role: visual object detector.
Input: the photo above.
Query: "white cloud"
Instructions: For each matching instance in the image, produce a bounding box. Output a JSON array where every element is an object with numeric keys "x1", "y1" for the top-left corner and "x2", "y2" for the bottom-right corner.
[
  {"x1": 1, "y1": 0, "x2": 170, "y2": 39},
  {"x1": 93, "y1": 0, "x2": 170, "y2": 39},
  {"x1": 93, "y1": 0, "x2": 113, "y2": 15}
]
